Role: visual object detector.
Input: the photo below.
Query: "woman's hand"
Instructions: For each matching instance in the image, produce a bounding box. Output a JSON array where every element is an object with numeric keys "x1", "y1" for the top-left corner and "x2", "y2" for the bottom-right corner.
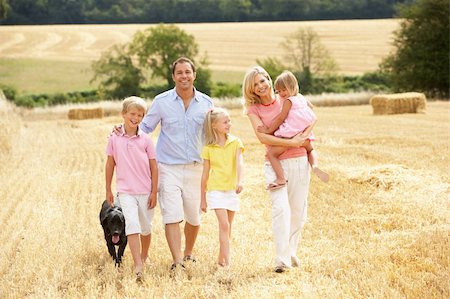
[
  {"x1": 292, "y1": 132, "x2": 307, "y2": 147},
  {"x1": 257, "y1": 125, "x2": 269, "y2": 134}
]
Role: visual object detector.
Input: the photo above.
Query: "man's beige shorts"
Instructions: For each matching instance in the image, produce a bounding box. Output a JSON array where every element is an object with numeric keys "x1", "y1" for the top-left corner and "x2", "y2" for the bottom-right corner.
[{"x1": 158, "y1": 162, "x2": 203, "y2": 225}]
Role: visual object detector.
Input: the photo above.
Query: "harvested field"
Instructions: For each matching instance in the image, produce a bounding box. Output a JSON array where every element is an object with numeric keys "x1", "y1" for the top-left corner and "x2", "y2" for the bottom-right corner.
[
  {"x1": 0, "y1": 99, "x2": 448, "y2": 298},
  {"x1": 0, "y1": 19, "x2": 399, "y2": 75}
]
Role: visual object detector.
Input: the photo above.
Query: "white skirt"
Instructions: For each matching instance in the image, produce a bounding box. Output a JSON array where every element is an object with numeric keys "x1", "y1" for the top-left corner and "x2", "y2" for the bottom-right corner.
[{"x1": 207, "y1": 190, "x2": 240, "y2": 211}]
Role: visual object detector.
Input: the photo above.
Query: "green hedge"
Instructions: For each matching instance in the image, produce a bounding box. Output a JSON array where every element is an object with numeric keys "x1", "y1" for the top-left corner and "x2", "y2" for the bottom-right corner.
[{"x1": 2, "y1": 72, "x2": 392, "y2": 108}]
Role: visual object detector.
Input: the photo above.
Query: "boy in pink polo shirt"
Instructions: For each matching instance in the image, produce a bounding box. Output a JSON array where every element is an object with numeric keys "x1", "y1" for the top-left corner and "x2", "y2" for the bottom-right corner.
[{"x1": 105, "y1": 96, "x2": 158, "y2": 283}]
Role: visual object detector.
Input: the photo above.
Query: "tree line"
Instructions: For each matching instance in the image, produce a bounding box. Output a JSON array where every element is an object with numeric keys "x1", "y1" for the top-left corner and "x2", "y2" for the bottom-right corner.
[{"x1": 1, "y1": 0, "x2": 413, "y2": 25}]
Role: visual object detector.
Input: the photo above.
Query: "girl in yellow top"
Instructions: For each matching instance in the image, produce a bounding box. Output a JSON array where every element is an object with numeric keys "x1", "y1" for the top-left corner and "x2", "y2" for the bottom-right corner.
[{"x1": 201, "y1": 107, "x2": 244, "y2": 268}]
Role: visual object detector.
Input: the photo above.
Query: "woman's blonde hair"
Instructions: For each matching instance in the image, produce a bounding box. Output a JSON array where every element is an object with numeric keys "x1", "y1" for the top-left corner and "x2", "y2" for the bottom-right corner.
[
  {"x1": 242, "y1": 66, "x2": 275, "y2": 108},
  {"x1": 274, "y1": 71, "x2": 299, "y2": 96},
  {"x1": 121, "y1": 96, "x2": 147, "y2": 114},
  {"x1": 203, "y1": 107, "x2": 229, "y2": 145}
]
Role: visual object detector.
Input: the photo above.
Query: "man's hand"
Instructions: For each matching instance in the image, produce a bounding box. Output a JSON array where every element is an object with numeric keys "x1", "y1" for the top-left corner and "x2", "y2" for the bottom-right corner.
[
  {"x1": 112, "y1": 123, "x2": 123, "y2": 136},
  {"x1": 200, "y1": 199, "x2": 207, "y2": 213}
]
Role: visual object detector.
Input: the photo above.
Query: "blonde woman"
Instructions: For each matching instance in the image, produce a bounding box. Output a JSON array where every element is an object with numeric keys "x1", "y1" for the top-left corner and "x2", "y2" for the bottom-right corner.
[
  {"x1": 200, "y1": 107, "x2": 244, "y2": 268},
  {"x1": 242, "y1": 66, "x2": 310, "y2": 273}
]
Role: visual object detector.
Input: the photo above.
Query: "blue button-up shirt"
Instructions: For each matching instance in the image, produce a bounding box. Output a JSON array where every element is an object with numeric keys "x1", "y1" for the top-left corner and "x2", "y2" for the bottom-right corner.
[{"x1": 140, "y1": 88, "x2": 213, "y2": 165}]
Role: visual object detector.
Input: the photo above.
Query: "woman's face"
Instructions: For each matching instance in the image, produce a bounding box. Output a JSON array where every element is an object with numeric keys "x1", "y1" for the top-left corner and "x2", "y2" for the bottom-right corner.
[{"x1": 253, "y1": 74, "x2": 272, "y2": 98}]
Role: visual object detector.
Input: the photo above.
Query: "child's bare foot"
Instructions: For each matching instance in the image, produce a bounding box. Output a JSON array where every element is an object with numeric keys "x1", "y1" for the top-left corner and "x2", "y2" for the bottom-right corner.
[{"x1": 312, "y1": 166, "x2": 329, "y2": 183}]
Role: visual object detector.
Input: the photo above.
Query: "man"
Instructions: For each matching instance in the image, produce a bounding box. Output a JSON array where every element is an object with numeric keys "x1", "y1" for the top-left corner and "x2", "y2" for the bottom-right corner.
[{"x1": 139, "y1": 57, "x2": 213, "y2": 270}]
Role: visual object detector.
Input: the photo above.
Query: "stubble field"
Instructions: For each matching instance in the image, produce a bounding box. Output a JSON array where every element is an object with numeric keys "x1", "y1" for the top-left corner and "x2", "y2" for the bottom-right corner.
[
  {"x1": 0, "y1": 19, "x2": 399, "y2": 93},
  {"x1": 0, "y1": 98, "x2": 448, "y2": 298}
]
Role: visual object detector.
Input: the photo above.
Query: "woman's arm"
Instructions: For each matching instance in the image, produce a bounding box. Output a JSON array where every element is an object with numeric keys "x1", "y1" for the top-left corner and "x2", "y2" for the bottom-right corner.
[{"x1": 248, "y1": 114, "x2": 307, "y2": 147}]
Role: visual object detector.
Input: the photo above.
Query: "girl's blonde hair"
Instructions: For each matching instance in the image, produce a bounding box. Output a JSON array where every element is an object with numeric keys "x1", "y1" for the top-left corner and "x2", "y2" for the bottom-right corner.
[
  {"x1": 274, "y1": 71, "x2": 299, "y2": 96},
  {"x1": 121, "y1": 96, "x2": 147, "y2": 114},
  {"x1": 203, "y1": 107, "x2": 229, "y2": 145},
  {"x1": 242, "y1": 66, "x2": 275, "y2": 108}
]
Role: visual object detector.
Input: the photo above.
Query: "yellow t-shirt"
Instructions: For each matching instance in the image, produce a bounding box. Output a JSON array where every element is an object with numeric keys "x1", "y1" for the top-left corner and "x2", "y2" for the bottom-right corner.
[{"x1": 201, "y1": 135, "x2": 244, "y2": 191}]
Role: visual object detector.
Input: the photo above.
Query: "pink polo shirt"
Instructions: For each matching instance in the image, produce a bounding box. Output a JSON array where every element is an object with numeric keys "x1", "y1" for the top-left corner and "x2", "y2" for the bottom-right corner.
[
  {"x1": 106, "y1": 128, "x2": 156, "y2": 194},
  {"x1": 247, "y1": 98, "x2": 307, "y2": 160}
]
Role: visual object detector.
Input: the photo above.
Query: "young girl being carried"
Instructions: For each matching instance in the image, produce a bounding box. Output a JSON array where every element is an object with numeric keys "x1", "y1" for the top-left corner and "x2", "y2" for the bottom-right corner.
[
  {"x1": 201, "y1": 107, "x2": 244, "y2": 269},
  {"x1": 257, "y1": 70, "x2": 329, "y2": 190}
]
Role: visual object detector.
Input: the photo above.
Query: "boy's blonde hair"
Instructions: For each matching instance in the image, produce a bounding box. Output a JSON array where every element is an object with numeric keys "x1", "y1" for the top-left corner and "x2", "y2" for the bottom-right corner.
[
  {"x1": 203, "y1": 107, "x2": 229, "y2": 145},
  {"x1": 242, "y1": 66, "x2": 275, "y2": 108},
  {"x1": 121, "y1": 96, "x2": 147, "y2": 114},
  {"x1": 274, "y1": 71, "x2": 299, "y2": 96}
]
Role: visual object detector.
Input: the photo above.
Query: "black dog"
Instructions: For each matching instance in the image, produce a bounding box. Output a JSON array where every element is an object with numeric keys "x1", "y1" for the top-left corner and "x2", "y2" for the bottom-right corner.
[{"x1": 99, "y1": 200, "x2": 127, "y2": 266}]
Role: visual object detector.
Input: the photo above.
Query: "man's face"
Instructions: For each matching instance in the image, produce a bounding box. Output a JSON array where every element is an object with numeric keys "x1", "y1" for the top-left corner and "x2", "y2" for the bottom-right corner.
[{"x1": 172, "y1": 62, "x2": 196, "y2": 91}]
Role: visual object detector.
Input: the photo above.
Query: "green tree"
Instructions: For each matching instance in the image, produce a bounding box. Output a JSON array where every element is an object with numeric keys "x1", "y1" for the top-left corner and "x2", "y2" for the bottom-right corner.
[
  {"x1": 130, "y1": 24, "x2": 199, "y2": 88},
  {"x1": 381, "y1": 0, "x2": 449, "y2": 98},
  {"x1": 281, "y1": 27, "x2": 338, "y2": 76},
  {"x1": 91, "y1": 24, "x2": 212, "y2": 98},
  {"x1": 256, "y1": 57, "x2": 287, "y2": 82},
  {"x1": 0, "y1": 0, "x2": 8, "y2": 19},
  {"x1": 219, "y1": 0, "x2": 252, "y2": 21},
  {"x1": 91, "y1": 44, "x2": 144, "y2": 100}
]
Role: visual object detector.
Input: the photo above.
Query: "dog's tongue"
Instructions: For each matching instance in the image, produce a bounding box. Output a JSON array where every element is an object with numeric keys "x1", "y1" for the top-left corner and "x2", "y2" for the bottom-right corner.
[{"x1": 112, "y1": 235, "x2": 120, "y2": 244}]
